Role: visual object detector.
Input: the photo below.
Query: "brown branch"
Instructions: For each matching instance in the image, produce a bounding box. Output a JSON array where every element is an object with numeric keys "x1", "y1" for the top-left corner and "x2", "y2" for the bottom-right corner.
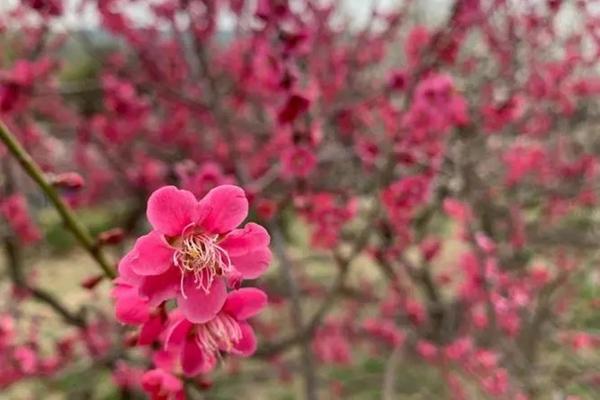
[{"x1": 270, "y1": 221, "x2": 319, "y2": 400}]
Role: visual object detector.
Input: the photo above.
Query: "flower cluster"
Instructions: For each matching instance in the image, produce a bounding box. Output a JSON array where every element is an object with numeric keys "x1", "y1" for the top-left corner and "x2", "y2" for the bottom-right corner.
[
  {"x1": 113, "y1": 185, "x2": 271, "y2": 395},
  {"x1": 2, "y1": 0, "x2": 600, "y2": 398}
]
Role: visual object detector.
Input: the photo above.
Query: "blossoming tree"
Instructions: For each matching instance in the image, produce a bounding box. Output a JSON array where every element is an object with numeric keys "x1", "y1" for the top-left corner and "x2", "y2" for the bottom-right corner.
[{"x1": 0, "y1": 0, "x2": 599, "y2": 399}]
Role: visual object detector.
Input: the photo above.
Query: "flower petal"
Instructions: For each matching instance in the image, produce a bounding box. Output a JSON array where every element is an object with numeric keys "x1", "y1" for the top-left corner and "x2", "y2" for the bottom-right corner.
[
  {"x1": 181, "y1": 336, "x2": 216, "y2": 376},
  {"x1": 223, "y1": 288, "x2": 268, "y2": 320},
  {"x1": 113, "y1": 284, "x2": 149, "y2": 324},
  {"x1": 231, "y1": 247, "x2": 272, "y2": 280},
  {"x1": 233, "y1": 321, "x2": 257, "y2": 356},
  {"x1": 220, "y1": 223, "x2": 270, "y2": 257},
  {"x1": 147, "y1": 186, "x2": 198, "y2": 236},
  {"x1": 117, "y1": 250, "x2": 143, "y2": 286},
  {"x1": 129, "y1": 231, "x2": 174, "y2": 276},
  {"x1": 138, "y1": 312, "x2": 166, "y2": 346},
  {"x1": 139, "y1": 267, "x2": 180, "y2": 307},
  {"x1": 197, "y1": 185, "x2": 248, "y2": 234},
  {"x1": 164, "y1": 314, "x2": 191, "y2": 350},
  {"x1": 176, "y1": 277, "x2": 227, "y2": 324}
]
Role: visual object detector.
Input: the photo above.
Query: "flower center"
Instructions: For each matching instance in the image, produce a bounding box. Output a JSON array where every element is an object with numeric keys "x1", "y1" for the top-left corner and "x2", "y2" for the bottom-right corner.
[
  {"x1": 196, "y1": 313, "x2": 242, "y2": 354},
  {"x1": 173, "y1": 232, "x2": 231, "y2": 295}
]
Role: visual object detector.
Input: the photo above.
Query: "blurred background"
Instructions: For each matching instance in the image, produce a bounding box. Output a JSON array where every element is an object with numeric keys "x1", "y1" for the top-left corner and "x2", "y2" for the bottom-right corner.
[{"x1": 1, "y1": 0, "x2": 600, "y2": 399}]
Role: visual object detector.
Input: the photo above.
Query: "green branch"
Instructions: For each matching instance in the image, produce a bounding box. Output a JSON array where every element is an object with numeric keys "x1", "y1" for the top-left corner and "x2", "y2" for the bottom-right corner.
[{"x1": 0, "y1": 120, "x2": 115, "y2": 279}]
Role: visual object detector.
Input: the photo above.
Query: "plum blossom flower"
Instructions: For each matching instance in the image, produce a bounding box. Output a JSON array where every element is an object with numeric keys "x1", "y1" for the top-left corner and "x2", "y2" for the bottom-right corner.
[
  {"x1": 165, "y1": 288, "x2": 267, "y2": 375},
  {"x1": 382, "y1": 175, "x2": 431, "y2": 219},
  {"x1": 176, "y1": 161, "x2": 234, "y2": 198},
  {"x1": 281, "y1": 145, "x2": 317, "y2": 179},
  {"x1": 141, "y1": 369, "x2": 185, "y2": 400},
  {"x1": 117, "y1": 185, "x2": 271, "y2": 324},
  {"x1": 23, "y1": 0, "x2": 63, "y2": 16},
  {"x1": 313, "y1": 320, "x2": 352, "y2": 365},
  {"x1": 0, "y1": 194, "x2": 41, "y2": 245}
]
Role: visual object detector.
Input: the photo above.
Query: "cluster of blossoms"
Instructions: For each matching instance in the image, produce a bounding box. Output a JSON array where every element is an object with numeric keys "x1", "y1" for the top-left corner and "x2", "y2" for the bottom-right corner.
[
  {"x1": 2, "y1": 0, "x2": 600, "y2": 398},
  {"x1": 0, "y1": 194, "x2": 41, "y2": 245},
  {"x1": 113, "y1": 185, "x2": 271, "y2": 396},
  {"x1": 0, "y1": 313, "x2": 68, "y2": 387}
]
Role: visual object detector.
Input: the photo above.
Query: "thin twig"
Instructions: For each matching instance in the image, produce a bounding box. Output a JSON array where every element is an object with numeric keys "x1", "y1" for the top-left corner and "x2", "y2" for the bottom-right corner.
[
  {"x1": 0, "y1": 120, "x2": 115, "y2": 279},
  {"x1": 270, "y1": 221, "x2": 319, "y2": 400}
]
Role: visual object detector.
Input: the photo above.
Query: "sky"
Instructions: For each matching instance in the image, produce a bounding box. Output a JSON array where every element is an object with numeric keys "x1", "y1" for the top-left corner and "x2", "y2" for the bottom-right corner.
[{"x1": 0, "y1": 0, "x2": 453, "y2": 30}]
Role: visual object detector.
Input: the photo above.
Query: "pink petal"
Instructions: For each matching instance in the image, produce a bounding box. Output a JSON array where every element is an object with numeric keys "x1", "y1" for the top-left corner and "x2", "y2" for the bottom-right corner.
[
  {"x1": 231, "y1": 247, "x2": 272, "y2": 279},
  {"x1": 113, "y1": 285, "x2": 149, "y2": 324},
  {"x1": 220, "y1": 223, "x2": 270, "y2": 257},
  {"x1": 117, "y1": 251, "x2": 143, "y2": 286},
  {"x1": 176, "y1": 277, "x2": 227, "y2": 324},
  {"x1": 153, "y1": 348, "x2": 178, "y2": 371},
  {"x1": 139, "y1": 267, "x2": 180, "y2": 307},
  {"x1": 223, "y1": 288, "x2": 268, "y2": 320},
  {"x1": 129, "y1": 231, "x2": 174, "y2": 276},
  {"x1": 181, "y1": 337, "x2": 216, "y2": 376},
  {"x1": 164, "y1": 315, "x2": 191, "y2": 350},
  {"x1": 147, "y1": 186, "x2": 198, "y2": 237},
  {"x1": 181, "y1": 337, "x2": 204, "y2": 376},
  {"x1": 138, "y1": 312, "x2": 166, "y2": 346},
  {"x1": 233, "y1": 321, "x2": 257, "y2": 356},
  {"x1": 197, "y1": 185, "x2": 248, "y2": 234},
  {"x1": 141, "y1": 369, "x2": 182, "y2": 394}
]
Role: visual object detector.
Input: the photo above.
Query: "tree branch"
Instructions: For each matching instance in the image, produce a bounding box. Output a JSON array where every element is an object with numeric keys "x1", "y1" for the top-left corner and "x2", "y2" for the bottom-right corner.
[{"x1": 0, "y1": 120, "x2": 115, "y2": 279}]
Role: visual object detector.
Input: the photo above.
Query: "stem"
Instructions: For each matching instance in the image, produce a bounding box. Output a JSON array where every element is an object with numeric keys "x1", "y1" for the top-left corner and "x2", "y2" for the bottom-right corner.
[
  {"x1": 3, "y1": 232, "x2": 85, "y2": 327},
  {"x1": 381, "y1": 345, "x2": 403, "y2": 400},
  {"x1": 270, "y1": 222, "x2": 319, "y2": 400},
  {"x1": 0, "y1": 120, "x2": 115, "y2": 279}
]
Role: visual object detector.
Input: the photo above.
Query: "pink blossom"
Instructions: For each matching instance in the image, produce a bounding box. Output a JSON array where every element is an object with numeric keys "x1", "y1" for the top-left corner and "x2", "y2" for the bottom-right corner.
[
  {"x1": 176, "y1": 162, "x2": 234, "y2": 198},
  {"x1": 482, "y1": 368, "x2": 509, "y2": 396},
  {"x1": 383, "y1": 175, "x2": 431, "y2": 219},
  {"x1": 420, "y1": 236, "x2": 442, "y2": 262},
  {"x1": 117, "y1": 185, "x2": 271, "y2": 324},
  {"x1": 278, "y1": 92, "x2": 311, "y2": 124},
  {"x1": 281, "y1": 145, "x2": 317, "y2": 179},
  {"x1": 416, "y1": 340, "x2": 438, "y2": 362},
  {"x1": 405, "y1": 26, "x2": 431, "y2": 68},
  {"x1": 443, "y1": 198, "x2": 472, "y2": 223},
  {"x1": 313, "y1": 320, "x2": 352, "y2": 365},
  {"x1": 112, "y1": 361, "x2": 143, "y2": 391},
  {"x1": 141, "y1": 369, "x2": 184, "y2": 400},
  {"x1": 0, "y1": 194, "x2": 41, "y2": 245},
  {"x1": 22, "y1": 0, "x2": 63, "y2": 16},
  {"x1": 301, "y1": 193, "x2": 357, "y2": 249},
  {"x1": 165, "y1": 288, "x2": 267, "y2": 375},
  {"x1": 444, "y1": 338, "x2": 473, "y2": 362},
  {"x1": 363, "y1": 318, "x2": 405, "y2": 347}
]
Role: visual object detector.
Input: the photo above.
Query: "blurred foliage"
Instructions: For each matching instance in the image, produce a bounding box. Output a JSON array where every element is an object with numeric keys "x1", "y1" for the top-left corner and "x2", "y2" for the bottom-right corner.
[{"x1": 38, "y1": 202, "x2": 132, "y2": 254}]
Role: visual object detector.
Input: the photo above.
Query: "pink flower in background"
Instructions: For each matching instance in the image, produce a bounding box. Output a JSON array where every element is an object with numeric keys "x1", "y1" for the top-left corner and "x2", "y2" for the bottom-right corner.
[
  {"x1": 405, "y1": 26, "x2": 430, "y2": 68},
  {"x1": 165, "y1": 288, "x2": 267, "y2": 375},
  {"x1": 417, "y1": 340, "x2": 438, "y2": 362},
  {"x1": 278, "y1": 92, "x2": 311, "y2": 124},
  {"x1": 22, "y1": 0, "x2": 63, "y2": 16},
  {"x1": 363, "y1": 318, "x2": 405, "y2": 347},
  {"x1": 313, "y1": 320, "x2": 352, "y2": 365},
  {"x1": 176, "y1": 161, "x2": 234, "y2": 198},
  {"x1": 0, "y1": 194, "x2": 41, "y2": 245},
  {"x1": 482, "y1": 368, "x2": 509, "y2": 396},
  {"x1": 301, "y1": 193, "x2": 357, "y2": 249},
  {"x1": 420, "y1": 236, "x2": 442, "y2": 262},
  {"x1": 141, "y1": 369, "x2": 184, "y2": 400},
  {"x1": 382, "y1": 175, "x2": 431, "y2": 219},
  {"x1": 118, "y1": 185, "x2": 271, "y2": 324},
  {"x1": 0, "y1": 59, "x2": 51, "y2": 114},
  {"x1": 281, "y1": 145, "x2": 317, "y2": 179},
  {"x1": 0, "y1": 314, "x2": 15, "y2": 347},
  {"x1": 112, "y1": 361, "x2": 143, "y2": 391}
]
